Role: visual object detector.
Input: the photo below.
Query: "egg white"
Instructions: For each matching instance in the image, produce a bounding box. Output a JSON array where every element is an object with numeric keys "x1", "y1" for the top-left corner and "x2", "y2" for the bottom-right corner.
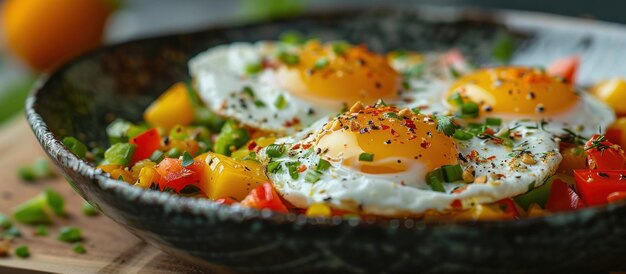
[{"x1": 258, "y1": 118, "x2": 561, "y2": 216}]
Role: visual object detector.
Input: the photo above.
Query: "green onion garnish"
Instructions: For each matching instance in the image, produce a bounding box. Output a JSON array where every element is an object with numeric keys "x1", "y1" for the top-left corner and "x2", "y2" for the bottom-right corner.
[
  {"x1": 266, "y1": 144, "x2": 286, "y2": 158},
  {"x1": 313, "y1": 58, "x2": 329, "y2": 70},
  {"x1": 411, "y1": 107, "x2": 421, "y2": 114},
  {"x1": 316, "y1": 159, "x2": 331, "y2": 171},
  {"x1": 104, "y1": 143, "x2": 136, "y2": 167},
  {"x1": 458, "y1": 101, "x2": 479, "y2": 118},
  {"x1": 18, "y1": 166, "x2": 36, "y2": 181},
  {"x1": 267, "y1": 161, "x2": 282, "y2": 173},
  {"x1": 427, "y1": 175, "x2": 445, "y2": 192},
  {"x1": 149, "y1": 150, "x2": 165, "y2": 163},
  {"x1": 486, "y1": 117, "x2": 502, "y2": 126},
  {"x1": 279, "y1": 31, "x2": 305, "y2": 45},
  {"x1": 286, "y1": 162, "x2": 300, "y2": 179},
  {"x1": 404, "y1": 63, "x2": 425, "y2": 78},
  {"x1": 278, "y1": 52, "x2": 300, "y2": 65},
  {"x1": 453, "y1": 130, "x2": 473, "y2": 141},
  {"x1": 492, "y1": 34, "x2": 515, "y2": 63},
  {"x1": 62, "y1": 137, "x2": 87, "y2": 158},
  {"x1": 449, "y1": 66, "x2": 461, "y2": 78},
  {"x1": 167, "y1": 147, "x2": 181, "y2": 158},
  {"x1": 73, "y1": 243, "x2": 86, "y2": 254},
  {"x1": 245, "y1": 62, "x2": 263, "y2": 75},
  {"x1": 181, "y1": 151, "x2": 194, "y2": 167},
  {"x1": 442, "y1": 165, "x2": 463, "y2": 182},
  {"x1": 254, "y1": 100, "x2": 266, "y2": 108},
  {"x1": 332, "y1": 41, "x2": 351, "y2": 55},
  {"x1": 57, "y1": 226, "x2": 83, "y2": 243},
  {"x1": 305, "y1": 170, "x2": 322, "y2": 183},
  {"x1": 35, "y1": 225, "x2": 48, "y2": 236},
  {"x1": 274, "y1": 94, "x2": 287, "y2": 109},
  {"x1": 15, "y1": 245, "x2": 29, "y2": 258},
  {"x1": 384, "y1": 112, "x2": 400, "y2": 120},
  {"x1": 448, "y1": 92, "x2": 464, "y2": 106},
  {"x1": 358, "y1": 152, "x2": 374, "y2": 162},
  {"x1": 242, "y1": 86, "x2": 255, "y2": 98}
]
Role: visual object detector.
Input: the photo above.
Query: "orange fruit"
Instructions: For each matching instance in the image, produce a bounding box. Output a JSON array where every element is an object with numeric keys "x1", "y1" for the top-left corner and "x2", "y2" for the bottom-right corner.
[{"x1": 2, "y1": 0, "x2": 112, "y2": 71}]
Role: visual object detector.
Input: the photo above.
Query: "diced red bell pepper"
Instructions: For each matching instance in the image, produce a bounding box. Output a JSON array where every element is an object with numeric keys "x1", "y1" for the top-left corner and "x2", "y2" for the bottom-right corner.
[
  {"x1": 129, "y1": 128, "x2": 162, "y2": 164},
  {"x1": 155, "y1": 157, "x2": 203, "y2": 193},
  {"x1": 604, "y1": 129, "x2": 622, "y2": 147},
  {"x1": 585, "y1": 134, "x2": 625, "y2": 170},
  {"x1": 545, "y1": 179, "x2": 585, "y2": 212},
  {"x1": 494, "y1": 198, "x2": 522, "y2": 218},
  {"x1": 607, "y1": 191, "x2": 626, "y2": 203},
  {"x1": 240, "y1": 183, "x2": 288, "y2": 213},
  {"x1": 547, "y1": 55, "x2": 579, "y2": 84},
  {"x1": 573, "y1": 169, "x2": 626, "y2": 206}
]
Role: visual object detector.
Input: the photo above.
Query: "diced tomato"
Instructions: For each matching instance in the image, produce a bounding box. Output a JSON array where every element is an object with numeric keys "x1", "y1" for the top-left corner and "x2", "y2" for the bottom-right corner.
[
  {"x1": 129, "y1": 128, "x2": 162, "y2": 164},
  {"x1": 494, "y1": 198, "x2": 522, "y2": 218},
  {"x1": 547, "y1": 55, "x2": 579, "y2": 84},
  {"x1": 604, "y1": 129, "x2": 622, "y2": 146},
  {"x1": 215, "y1": 196, "x2": 237, "y2": 205},
  {"x1": 545, "y1": 179, "x2": 585, "y2": 212},
  {"x1": 154, "y1": 157, "x2": 203, "y2": 192},
  {"x1": 573, "y1": 169, "x2": 626, "y2": 206},
  {"x1": 585, "y1": 134, "x2": 625, "y2": 170},
  {"x1": 607, "y1": 191, "x2": 626, "y2": 203},
  {"x1": 240, "y1": 183, "x2": 288, "y2": 213}
]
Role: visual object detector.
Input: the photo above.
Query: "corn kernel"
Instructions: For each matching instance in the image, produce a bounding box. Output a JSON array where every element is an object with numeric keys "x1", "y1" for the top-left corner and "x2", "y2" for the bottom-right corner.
[{"x1": 305, "y1": 203, "x2": 332, "y2": 217}]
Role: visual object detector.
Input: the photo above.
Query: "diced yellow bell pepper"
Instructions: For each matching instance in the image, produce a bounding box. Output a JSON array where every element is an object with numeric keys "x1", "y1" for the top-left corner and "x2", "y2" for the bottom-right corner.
[
  {"x1": 526, "y1": 203, "x2": 551, "y2": 217},
  {"x1": 144, "y1": 82, "x2": 195, "y2": 130},
  {"x1": 195, "y1": 152, "x2": 268, "y2": 201},
  {"x1": 452, "y1": 204, "x2": 513, "y2": 221},
  {"x1": 591, "y1": 78, "x2": 626, "y2": 115},
  {"x1": 97, "y1": 164, "x2": 122, "y2": 173},
  {"x1": 109, "y1": 168, "x2": 134, "y2": 184},
  {"x1": 136, "y1": 167, "x2": 159, "y2": 189},
  {"x1": 305, "y1": 203, "x2": 332, "y2": 217},
  {"x1": 131, "y1": 159, "x2": 156, "y2": 178}
]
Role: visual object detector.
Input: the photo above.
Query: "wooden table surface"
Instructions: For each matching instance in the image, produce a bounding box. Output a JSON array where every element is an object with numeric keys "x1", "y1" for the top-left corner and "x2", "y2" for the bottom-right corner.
[{"x1": 0, "y1": 117, "x2": 212, "y2": 274}]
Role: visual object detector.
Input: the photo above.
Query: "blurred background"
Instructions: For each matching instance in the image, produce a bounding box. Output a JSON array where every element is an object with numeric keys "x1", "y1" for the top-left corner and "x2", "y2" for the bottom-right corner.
[{"x1": 0, "y1": 0, "x2": 623, "y2": 127}]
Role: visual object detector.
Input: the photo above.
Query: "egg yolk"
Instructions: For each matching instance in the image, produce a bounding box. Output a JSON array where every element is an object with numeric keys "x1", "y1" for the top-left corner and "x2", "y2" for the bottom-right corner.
[
  {"x1": 315, "y1": 104, "x2": 459, "y2": 174},
  {"x1": 277, "y1": 41, "x2": 400, "y2": 108},
  {"x1": 446, "y1": 67, "x2": 579, "y2": 117}
]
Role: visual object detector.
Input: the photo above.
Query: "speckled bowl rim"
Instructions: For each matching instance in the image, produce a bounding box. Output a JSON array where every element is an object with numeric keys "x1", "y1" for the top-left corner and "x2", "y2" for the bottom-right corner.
[{"x1": 25, "y1": 6, "x2": 626, "y2": 231}]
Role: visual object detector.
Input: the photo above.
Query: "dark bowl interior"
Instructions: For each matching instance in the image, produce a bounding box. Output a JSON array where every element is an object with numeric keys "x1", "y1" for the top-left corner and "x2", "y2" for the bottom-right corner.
[{"x1": 26, "y1": 7, "x2": 626, "y2": 274}]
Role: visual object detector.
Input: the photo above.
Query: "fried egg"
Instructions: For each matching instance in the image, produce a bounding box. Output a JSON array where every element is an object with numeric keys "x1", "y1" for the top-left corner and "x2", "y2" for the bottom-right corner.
[
  {"x1": 257, "y1": 104, "x2": 561, "y2": 216},
  {"x1": 432, "y1": 67, "x2": 614, "y2": 137},
  {"x1": 188, "y1": 40, "x2": 457, "y2": 134}
]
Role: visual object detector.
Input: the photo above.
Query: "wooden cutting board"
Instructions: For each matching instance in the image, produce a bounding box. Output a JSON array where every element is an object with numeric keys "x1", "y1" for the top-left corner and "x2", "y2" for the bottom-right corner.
[{"x1": 0, "y1": 117, "x2": 213, "y2": 274}]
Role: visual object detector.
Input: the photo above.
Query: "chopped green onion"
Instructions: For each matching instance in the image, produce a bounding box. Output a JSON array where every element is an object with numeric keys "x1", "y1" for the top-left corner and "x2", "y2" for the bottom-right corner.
[
  {"x1": 18, "y1": 166, "x2": 36, "y2": 181},
  {"x1": 436, "y1": 115, "x2": 456, "y2": 137},
  {"x1": 35, "y1": 225, "x2": 48, "y2": 236},
  {"x1": 375, "y1": 99, "x2": 388, "y2": 107},
  {"x1": 242, "y1": 86, "x2": 255, "y2": 98},
  {"x1": 313, "y1": 58, "x2": 329, "y2": 70},
  {"x1": 73, "y1": 243, "x2": 86, "y2": 254},
  {"x1": 62, "y1": 137, "x2": 87, "y2": 158},
  {"x1": 279, "y1": 31, "x2": 305, "y2": 45},
  {"x1": 316, "y1": 159, "x2": 331, "y2": 171},
  {"x1": 166, "y1": 148, "x2": 181, "y2": 158},
  {"x1": 169, "y1": 125, "x2": 189, "y2": 141},
  {"x1": 467, "y1": 123, "x2": 486, "y2": 135},
  {"x1": 486, "y1": 117, "x2": 502, "y2": 126},
  {"x1": 45, "y1": 188, "x2": 65, "y2": 217},
  {"x1": 15, "y1": 245, "x2": 29, "y2": 258},
  {"x1": 492, "y1": 34, "x2": 515, "y2": 63},
  {"x1": 267, "y1": 161, "x2": 282, "y2": 173},
  {"x1": 404, "y1": 63, "x2": 425, "y2": 78},
  {"x1": 278, "y1": 52, "x2": 300, "y2": 65},
  {"x1": 104, "y1": 143, "x2": 136, "y2": 167},
  {"x1": 213, "y1": 121, "x2": 250, "y2": 156},
  {"x1": 245, "y1": 62, "x2": 263, "y2": 75},
  {"x1": 453, "y1": 130, "x2": 473, "y2": 141},
  {"x1": 305, "y1": 170, "x2": 322, "y2": 183},
  {"x1": 285, "y1": 162, "x2": 300, "y2": 180},
  {"x1": 149, "y1": 150, "x2": 165, "y2": 163},
  {"x1": 458, "y1": 102, "x2": 479, "y2": 118},
  {"x1": 82, "y1": 201, "x2": 99, "y2": 216},
  {"x1": 181, "y1": 151, "x2": 194, "y2": 167},
  {"x1": 254, "y1": 100, "x2": 266, "y2": 108},
  {"x1": 106, "y1": 119, "x2": 132, "y2": 144},
  {"x1": 427, "y1": 175, "x2": 445, "y2": 192},
  {"x1": 448, "y1": 92, "x2": 464, "y2": 106},
  {"x1": 0, "y1": 215, "x2": 11, "y2": 229},
  {"x1": 57, "y1": 226, "x2": 82, "y2": 243},
  {"x1": 193, "y1": 106, "x2": 225, "y2": 132},
  {"x1": 274, "y1": 94, "x2": 287, "y2": 109},
  {"x1": 411, "y1": 107, "x2": 421, "y2": 114},
  {"x1": 331, "y1": 41, "x2": 351, "y2": 55},
  {"x1": 127, "y1": 124, "x2": 150, "y2": 139},
  {"x1": 383, "y1": 112, "x2": 400, "y2": 120},
  {"x1": 442, "y1": 165, "x2": 463, "y2": 182},
  {"x1": 402, "y1": 80, "x2": 411, "y2": 90},
  {"x1": 358, "y1": 152, "x2": 374, "y2": 162},
  {"x1": 265, "y1": 144, "x2": 286, "y2": 158},
  {"x1": 13, "y1": 194, "x2": 51, "y2": 225},
  {"x1": 449, "y1": 66, "x2": 460, "y2": 78},
  {"x1": 242, "y1": 152, "x2": 258, "y2": 162}
]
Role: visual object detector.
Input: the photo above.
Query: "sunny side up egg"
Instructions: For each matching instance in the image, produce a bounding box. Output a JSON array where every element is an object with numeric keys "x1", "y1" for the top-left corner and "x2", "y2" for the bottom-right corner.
[
  {"x1": 257, "y1": 103, "x2": 561, "y2": 216},
  {"x1": 188, "y1": 40, "x2": 457, "y2": 134},
  {"x1": 432, "y1": 67, "x2": 615, "y2": 137}
]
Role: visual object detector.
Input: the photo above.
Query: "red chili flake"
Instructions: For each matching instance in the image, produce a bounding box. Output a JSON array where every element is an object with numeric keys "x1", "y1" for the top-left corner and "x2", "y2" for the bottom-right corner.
[
  {"x1": 284, "y1": 117, "x2": 301, "y2": 127},
  {"x1": 491, "y1": 138, "x2": 504, "y2": 145},
  {"x1": 403, "y1": 119, "x2": 416, "y2": 130},
  {"x1": 408, "y1": 135, "x2": 417, "y2": 140},
  {"x1": 467, "y1": 150, "x2": 479, "y2": 160},
  {"x1": 487, "y1": 155, "x2": 496, "y2": 161},
  {"x1": 291, "y1": 144, "x2": 301, "y2": 150},
  {"x1": 381, "y1": 124, "x2": 390, "y2": 130},
  {"x1": 297, "y1": 165, "x2": 307, "y2": 173},
  {"x1": 391, "y1": 129, "x2": 399, "y2": 137},
  {"x1": 420, "y1": 139, "x2": 431, "y2": 149},
  {"x1": 450, "y1": 199, "x2": 462, "y2": 209},
  {"x1": 247, "y1": 141, "x2": 258, "y2": 151},
  {"x1": 302, "y1": 143, "x2": 312, "y2": 150},
  {"x1": 483, "y1": 127, "x2": 495, "y2": 135}
]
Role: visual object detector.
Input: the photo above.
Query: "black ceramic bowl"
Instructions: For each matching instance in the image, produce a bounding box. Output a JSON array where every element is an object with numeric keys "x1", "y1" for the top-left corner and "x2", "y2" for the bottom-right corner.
[{"x1": 26, "y1": 6, "x2": 626, "y2": 274}]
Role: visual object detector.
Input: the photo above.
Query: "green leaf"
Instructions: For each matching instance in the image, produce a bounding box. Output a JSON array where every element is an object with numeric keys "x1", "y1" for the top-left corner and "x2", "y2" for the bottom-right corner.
[
  {"x1": 57, "y1": 226, "x2": 83, "y2": 243},
  {"x1": 181, "y1": 151, "x2": 194, "y2": 167}
]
